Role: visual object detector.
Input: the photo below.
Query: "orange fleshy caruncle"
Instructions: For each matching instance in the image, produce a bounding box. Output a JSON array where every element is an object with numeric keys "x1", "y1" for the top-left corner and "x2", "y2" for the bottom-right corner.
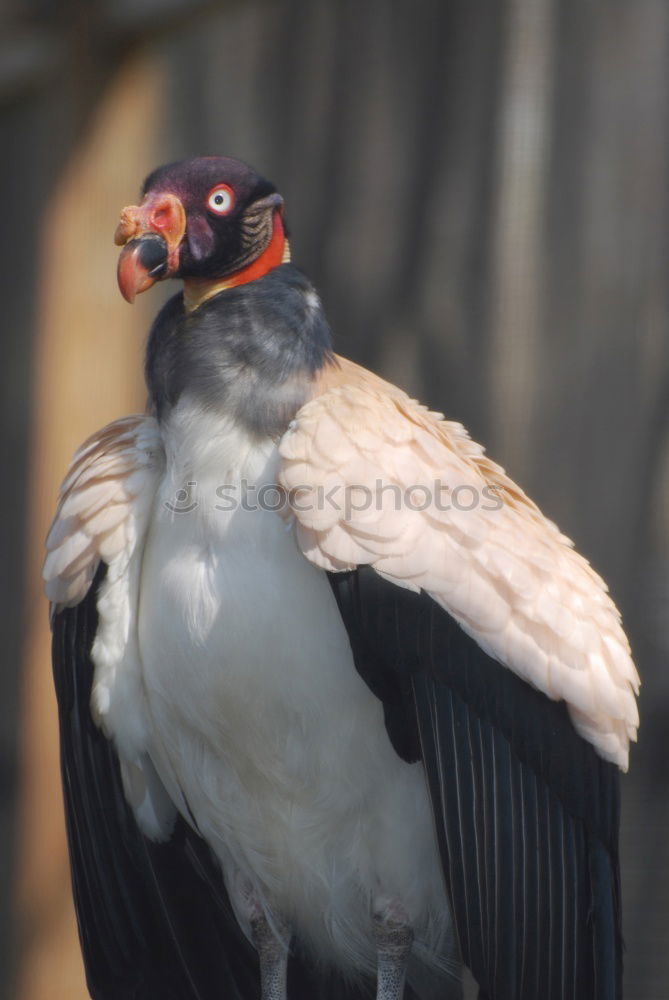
[{"x1": 115, "y1": 192, "x2": 186, "y2": 302}]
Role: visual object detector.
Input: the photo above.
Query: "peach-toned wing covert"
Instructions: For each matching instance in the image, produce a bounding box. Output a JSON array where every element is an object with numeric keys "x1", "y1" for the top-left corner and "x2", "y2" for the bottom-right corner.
[
  {"x1": 43, "y1": 415, "x2": 164, "y2": 611},
  {"x1": 279, "y1": 358, "x2": 639, "y2": 770}
]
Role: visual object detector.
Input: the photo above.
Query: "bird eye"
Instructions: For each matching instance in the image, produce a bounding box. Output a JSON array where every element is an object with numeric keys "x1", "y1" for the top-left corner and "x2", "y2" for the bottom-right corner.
[{"x1": 206, "y1": 184, "x2": 234, "y2": 215}]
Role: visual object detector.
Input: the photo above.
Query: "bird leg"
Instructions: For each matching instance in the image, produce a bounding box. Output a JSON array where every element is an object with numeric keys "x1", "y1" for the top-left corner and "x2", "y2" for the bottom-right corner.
[
  {"x1": 231, "y1": 871, "x2": 290, "y2": 1000},
  {"x1": 251, "y1": 911, "x2": 290, "y2": 1000},
  {"x1": 372, "y1": 898, "x2": 414, "y2": 1000}
]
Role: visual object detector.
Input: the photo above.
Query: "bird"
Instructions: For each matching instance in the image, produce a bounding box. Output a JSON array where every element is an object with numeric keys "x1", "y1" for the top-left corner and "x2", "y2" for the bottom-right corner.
[{"x1": 44, "y1": 156, "x2": 639, "y2": 1000}]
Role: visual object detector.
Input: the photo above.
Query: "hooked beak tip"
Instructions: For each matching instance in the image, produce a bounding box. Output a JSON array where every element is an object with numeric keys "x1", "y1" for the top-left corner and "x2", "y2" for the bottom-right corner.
[{"x1": 117, "y1": 234, "x2": 168, "y2": 303}]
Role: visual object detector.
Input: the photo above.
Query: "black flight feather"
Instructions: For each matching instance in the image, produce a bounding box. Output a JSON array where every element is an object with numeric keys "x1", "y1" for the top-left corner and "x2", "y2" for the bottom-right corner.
[{"x1": 327, "y1": 566, "x2": 623, "y2": 1000}]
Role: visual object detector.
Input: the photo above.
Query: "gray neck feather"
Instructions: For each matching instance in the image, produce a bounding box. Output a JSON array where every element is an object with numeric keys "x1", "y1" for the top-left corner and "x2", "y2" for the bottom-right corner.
[{"x1": 145, "y1": 265, "x2": 333, "y2": 440}]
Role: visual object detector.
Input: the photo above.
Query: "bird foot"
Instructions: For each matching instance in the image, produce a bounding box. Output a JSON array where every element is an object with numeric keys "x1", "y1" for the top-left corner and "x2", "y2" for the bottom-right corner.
[{"x1": 372, "y1": 899, "x2": 414, "y2": 1000}]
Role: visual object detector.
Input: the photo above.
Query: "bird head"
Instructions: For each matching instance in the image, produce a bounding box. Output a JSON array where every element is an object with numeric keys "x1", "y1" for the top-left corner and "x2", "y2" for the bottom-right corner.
[{"x1": 114, "y1": 156, "x2": 287, "y2": 305}]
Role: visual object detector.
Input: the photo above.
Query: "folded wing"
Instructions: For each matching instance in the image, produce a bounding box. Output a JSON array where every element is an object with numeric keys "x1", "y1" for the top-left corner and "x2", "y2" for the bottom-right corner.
[
  {"x1": 280, "y1": 358, "x2": 637, "y2": 998},
  {"x1": 280, "y1": 358, "x2": 639, "y2": 770},
  {"x1": 45, "y1": 416, "x2": 260, "y2": 997}
]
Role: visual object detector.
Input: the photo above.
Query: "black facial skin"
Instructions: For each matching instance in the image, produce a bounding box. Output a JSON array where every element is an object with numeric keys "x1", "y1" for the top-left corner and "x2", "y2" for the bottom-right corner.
[
  {"x1": 141, "y1": 157, "x2": 280, "y2": 280},
  {"x1": 145, "y1": 265, "x2": 334, "y2": 439}
]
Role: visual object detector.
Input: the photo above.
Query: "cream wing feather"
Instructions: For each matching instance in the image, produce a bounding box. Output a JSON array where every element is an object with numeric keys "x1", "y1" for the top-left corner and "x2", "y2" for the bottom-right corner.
[
  {"x1": 279, "y1": 357, "x2": 639, "y2": 770},
  {"x1": 44, "y1": 415, "x2": 172, "y2": 838},
  {"x1": 44, "y1": 415, "x2": 164, "y2": 611}
]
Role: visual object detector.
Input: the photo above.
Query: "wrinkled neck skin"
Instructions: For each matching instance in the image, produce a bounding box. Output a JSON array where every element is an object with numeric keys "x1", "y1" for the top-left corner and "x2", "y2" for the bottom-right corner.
[{"x1": 144, "y1": 264, "x2": 333, "y2": 441}]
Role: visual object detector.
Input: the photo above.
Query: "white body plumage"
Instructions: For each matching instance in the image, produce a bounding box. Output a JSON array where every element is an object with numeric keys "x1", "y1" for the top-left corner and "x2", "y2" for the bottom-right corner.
[{"x1": 95, "y1": 399, "x2": 452, "y2": 980}]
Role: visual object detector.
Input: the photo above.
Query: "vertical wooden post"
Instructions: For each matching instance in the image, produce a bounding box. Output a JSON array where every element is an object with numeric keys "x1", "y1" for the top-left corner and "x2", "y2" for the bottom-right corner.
[
  {"x1": 487, "y1": 0, "x2": 555, "y2": 477},
  {"x1": 14, "y1": 49, "x2": 164, "y2": 1000}
]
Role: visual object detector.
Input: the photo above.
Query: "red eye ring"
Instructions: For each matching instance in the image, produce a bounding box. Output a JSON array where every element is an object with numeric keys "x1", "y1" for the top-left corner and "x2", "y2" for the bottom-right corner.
[{"x1": 206, "y1": 184, "x2": 235, "y2": 215}]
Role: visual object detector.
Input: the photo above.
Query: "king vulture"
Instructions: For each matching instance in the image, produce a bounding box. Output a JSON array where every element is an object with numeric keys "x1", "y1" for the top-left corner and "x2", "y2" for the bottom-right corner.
[{"x1": 44, "y1": 156, "x2": 639, "y2": 1000}]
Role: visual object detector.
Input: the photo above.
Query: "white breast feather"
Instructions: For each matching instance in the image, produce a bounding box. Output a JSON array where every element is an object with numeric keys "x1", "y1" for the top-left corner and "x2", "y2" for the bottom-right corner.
[{"x1": 134, "y1": 398, "x2": 453, "y2": 976}]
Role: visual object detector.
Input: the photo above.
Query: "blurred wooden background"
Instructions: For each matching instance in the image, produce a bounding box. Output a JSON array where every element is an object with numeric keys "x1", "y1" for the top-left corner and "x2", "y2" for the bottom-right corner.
[{"x1": 2, "y1": 1, "x2": 668, "y2": 997}]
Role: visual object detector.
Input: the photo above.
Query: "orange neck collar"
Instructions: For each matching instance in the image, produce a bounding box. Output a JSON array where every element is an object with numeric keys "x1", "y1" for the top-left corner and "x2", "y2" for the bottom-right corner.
[{"x1": 183, "y1": 212, "x2": 290, "y2": 313}]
